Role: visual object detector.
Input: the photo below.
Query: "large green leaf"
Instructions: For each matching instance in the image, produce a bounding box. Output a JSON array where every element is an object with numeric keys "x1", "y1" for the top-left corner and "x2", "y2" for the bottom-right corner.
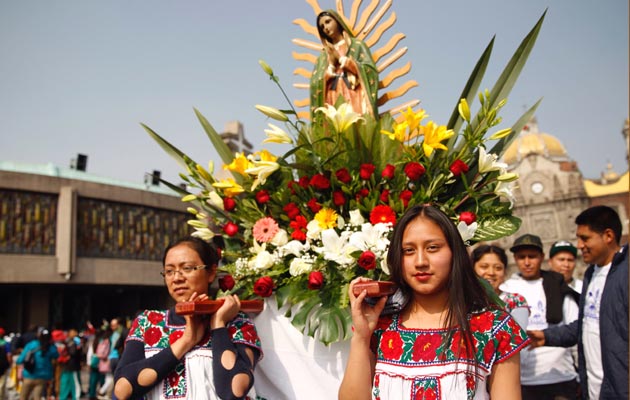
[
  {"x1": 489, "y1": 99, "x2": 542, "y2": 157},
  {"x1": 473, "y1": 215, "x2": 521, "y2": 242},
  {"x1": 142, "y1": 123, "x2": 193, "y2": 170}
]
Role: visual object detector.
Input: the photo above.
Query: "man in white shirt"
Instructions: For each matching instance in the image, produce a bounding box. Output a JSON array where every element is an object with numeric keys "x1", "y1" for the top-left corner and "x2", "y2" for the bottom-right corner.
[
  {"x1": 528, "y1": 206, "x2": 628, "y2": 399},
  {"x1": 548, "y1": 240, "x2": 583, "y2": 293},
  {"x1": 501, "y1": 234, "x2": 580, "y2": 400}
]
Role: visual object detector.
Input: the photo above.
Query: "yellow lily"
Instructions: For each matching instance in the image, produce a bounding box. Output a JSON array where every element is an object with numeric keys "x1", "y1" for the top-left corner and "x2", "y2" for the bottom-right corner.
[
  {"x1": 458, "y1": 99, "x2": 470, "y2": 122},
  {"x1": 223, "y1": 152, "x2": 251, "y2": 175},
  {"x1": 315, "y1": 103, "x2": 363, "y2": 133},
  {"x1": 489, "y1": 128, "x2": 512, "y2": 140},
  {"x1": 381, "y1": 121, "x2": 408, "y2": 142},
  {"x1": 401, "y1": 106, "x2": 427, "y2": 132},
  {"x1": 245, "y1": 150, "x2": 280, "y2": 190},
  {"x1": 421, "y1": 121, "x2": 454, "y2": 157},
  {"x1": 212, "y1": 178, "x2": 245, "y2": 197}
]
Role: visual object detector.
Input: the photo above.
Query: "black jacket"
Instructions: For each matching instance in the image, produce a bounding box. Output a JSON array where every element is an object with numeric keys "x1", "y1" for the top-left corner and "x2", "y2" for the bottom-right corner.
[{"x1": 544, "y1": 244, "x2": 628, "y2": 400}]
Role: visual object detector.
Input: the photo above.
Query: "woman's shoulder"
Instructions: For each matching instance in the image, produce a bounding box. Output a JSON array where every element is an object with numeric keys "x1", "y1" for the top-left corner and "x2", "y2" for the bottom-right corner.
[
  {"x1": 501, "y1": 291, "x2": 528, "y2": 309},
  {"x1": 469, "y1": 308, "x2": 514, "y2": 332}
]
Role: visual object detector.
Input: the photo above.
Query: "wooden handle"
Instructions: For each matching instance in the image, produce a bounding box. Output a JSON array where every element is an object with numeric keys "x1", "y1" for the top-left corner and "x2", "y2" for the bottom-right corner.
[
  {"x1": 175, "y1": 299, "x2": 264, "y2": 315},
  {"x1": 352, "y1": 281, "x2": 397, "y2": 297}
]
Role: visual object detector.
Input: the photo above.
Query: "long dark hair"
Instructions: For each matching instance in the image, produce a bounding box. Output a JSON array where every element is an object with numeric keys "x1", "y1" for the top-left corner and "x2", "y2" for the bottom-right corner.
[
  {"x1": 471, "y1": 244, "x2": 508, "y2": 267},
  {"x1": 162, "y1": 237, "x2": 220, "y2": 268},
  {"x1": 316, "y1": 11, "x2": 345, "y2": 43},
  {"x1": 386, "y1": 205, "x2": 491, "y2": 379}
]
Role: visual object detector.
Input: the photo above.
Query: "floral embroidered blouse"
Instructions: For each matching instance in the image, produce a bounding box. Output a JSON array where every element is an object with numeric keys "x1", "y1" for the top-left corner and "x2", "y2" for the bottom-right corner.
[
  {"x1": 118, "y1": 308, "x2": 262, "y2": 400},
  {"x1": 370, "y1": 308, "x2": 529, "y2": 399}
]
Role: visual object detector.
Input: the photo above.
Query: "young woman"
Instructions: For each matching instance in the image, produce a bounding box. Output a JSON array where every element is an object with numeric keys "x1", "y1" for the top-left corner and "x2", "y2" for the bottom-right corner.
[
  {"x1": 310, "y1": 10, "x2": 379, "y2": 118},
  {"x1": 472, "y1": 244, "x2": 529, "y2": 329},
  {"x1": 339, "y1": 205, "x2": 529, "y2": 399},
  {"x1": 113, "y1": 237, "x2": 262, "y2": 400}
]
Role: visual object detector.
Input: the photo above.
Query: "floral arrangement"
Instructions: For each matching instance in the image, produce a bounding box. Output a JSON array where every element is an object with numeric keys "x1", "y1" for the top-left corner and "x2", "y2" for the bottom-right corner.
[{"x1": 144, "y1": 13, "x2": 544, "y2": 345}]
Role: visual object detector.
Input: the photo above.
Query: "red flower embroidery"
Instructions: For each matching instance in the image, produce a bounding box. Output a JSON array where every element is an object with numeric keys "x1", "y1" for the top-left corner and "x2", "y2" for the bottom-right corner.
[
  {"x1": 169, "y1": 331, "x2": 184, "y2": 344},
  {"x1": 449, "y1": 159, "x2": 469, "y2": 176},
  {"x1": 412, "y1": 333, "x2": 442, "y2": 361},
  {"x1": 370, "y1": 205, "x2": 396, "y2": 225},
  {"x1": 359, "y1": 163, "x2": 376, "y2": 180},
  {"x1": 357, "y1": 251, "x2": 376, "y2": 270},
  {"x1": 307, "y1": 271, "x2": 324, "y2": 290},
  {"x1": 404, "y1": 162, "x2": 426, "y2": 181},
  {"x1": 450, "y1": 331, "x2": 473, "y2": 358},
  {"x1": 335, "y1": 168, "x2": 352, "y2": 184},
  {"x1": 415, "y1": 387, "x2": 437, "y2": 400},
  {"x1": 253, "y1": 276, "x2": 274, "y2": 297},
  {"x1": 381, "y1": 164, "x2": 395, "y2": 179},
  {"x1": 144, "y1": 327, "x2": 162, "y2": 347},
  {"x1": 147, "y1": 311, "x2": 164, "y2": 325},
  {"x1": 470, "y1": 312, "x2": 493, "y2": 332},
  {"x1": 240, "y1": 323, "x2": 257, "y2": 343},
  {"x1": 167, "y1": 371, "x2": 180, "y2": 388},
  {"x1": 483, "y1": 338, "x2": 496, "y2": 364},
  {"x1": 379, "y1": 331, "x2": 403, "y2": 360},
  {"x1": 496, "y1": 330, "x2": 513, "y2": 355}
]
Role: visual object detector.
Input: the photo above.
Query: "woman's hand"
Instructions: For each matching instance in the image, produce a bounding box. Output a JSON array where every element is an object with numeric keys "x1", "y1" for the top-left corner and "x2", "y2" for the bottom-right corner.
[
  {"x1": 348, "y1": 278, "x2": 387, "y2": 340},
  {"x1": 211, "y1": 294, "x2": 241, "y2": 329},
  {"x1": 325, "y1": 41, "x2": 340, "y2": 66},
  {"x1": 171, "y1": 292, "x2": 209, "y2": 359}
]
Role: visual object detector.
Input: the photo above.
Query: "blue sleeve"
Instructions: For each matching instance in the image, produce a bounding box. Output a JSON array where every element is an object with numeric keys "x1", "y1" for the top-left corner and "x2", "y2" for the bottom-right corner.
[{"x1": 544, "y1": 319, "x2": 579, "y2": 347}]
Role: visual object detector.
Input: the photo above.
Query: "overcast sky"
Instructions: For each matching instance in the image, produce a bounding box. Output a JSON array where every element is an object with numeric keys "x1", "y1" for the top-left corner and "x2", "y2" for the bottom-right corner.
[{"x1": 1, "y1": 0, "x2": 627, "y2": 186}]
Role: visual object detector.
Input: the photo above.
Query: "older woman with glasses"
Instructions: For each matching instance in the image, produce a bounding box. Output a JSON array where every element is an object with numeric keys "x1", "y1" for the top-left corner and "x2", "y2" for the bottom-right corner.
[{"x1": 113, "y1": 237, "x2": 262, "y2": 400}]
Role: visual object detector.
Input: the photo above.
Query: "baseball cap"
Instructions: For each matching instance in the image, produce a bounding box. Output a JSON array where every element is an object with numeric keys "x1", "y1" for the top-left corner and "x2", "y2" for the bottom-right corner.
[
  {"x1": 549, "y1": 240, "x2": 577, "y2": 258},
  {"x1": 510, "y1": 233, "x2": 543, "y2": 253}
]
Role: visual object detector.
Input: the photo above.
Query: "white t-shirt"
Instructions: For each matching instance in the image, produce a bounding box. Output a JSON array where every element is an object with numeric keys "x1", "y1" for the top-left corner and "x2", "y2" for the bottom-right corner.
[
  {"x1": 501, "y1": 275, "x2": 579, "y2": 385},
  {"x1": 582, "y1": 262, "x2": 611, "y2": 400},
  {"x1": 569, "y1": 278, "x2": 583, "y2": 293}
]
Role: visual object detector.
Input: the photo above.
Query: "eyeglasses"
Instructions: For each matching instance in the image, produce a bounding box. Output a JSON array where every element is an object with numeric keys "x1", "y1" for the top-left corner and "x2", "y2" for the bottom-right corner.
[{"x1": 160, "y1": 265, "x2": 207, "y2": 279}]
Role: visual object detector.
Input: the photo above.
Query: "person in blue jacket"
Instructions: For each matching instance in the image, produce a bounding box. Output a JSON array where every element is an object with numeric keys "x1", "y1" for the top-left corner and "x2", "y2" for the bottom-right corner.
[
  {"x1": 528, "y1": 205, "x2": 628, "y2": 399},
  {"x1": 16, "y1": 329, "x2": 59, "y2": 400}
]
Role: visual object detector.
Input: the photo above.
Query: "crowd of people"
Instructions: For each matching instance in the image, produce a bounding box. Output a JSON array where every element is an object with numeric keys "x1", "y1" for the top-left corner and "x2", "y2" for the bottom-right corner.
[{"x1": 0, "y1": 204, "x2": 627, "y2": 400}]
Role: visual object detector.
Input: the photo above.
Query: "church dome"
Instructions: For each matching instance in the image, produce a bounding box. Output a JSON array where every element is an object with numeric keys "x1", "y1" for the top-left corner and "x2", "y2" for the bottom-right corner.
[{"x1": 502, "y1": 118, "x2": 569, "y2": 165}]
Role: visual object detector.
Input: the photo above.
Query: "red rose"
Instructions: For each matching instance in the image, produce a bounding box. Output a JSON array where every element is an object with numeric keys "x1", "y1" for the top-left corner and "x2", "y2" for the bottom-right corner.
[
  {"x1": 399, "y1": 190, "x2": 413, "y2": 207},
  {"x1": 359, "y1": 163, "x2": 376, "y2": 180},
  {"x1": 309, "y1": 174, "x2": 330, "y2": 190},
  {"x1": 381, "y1": 164, "x2": 395, "y2": 179},
  {"x1": 147, "y1": 311, "x2": 164, "y2": 325},
  {"x1": 307, "y1": 198, "x2": 322, "y2": 213},
  {"x1": 404, "y1": 162, "x2": 426, "y2": 180},
  {"x1": 223, "y1": 197, "x2": 236, "y2": 212},
  {"x1": 335, "y1": 168, "x2": 352, "y2": 184},
  {"x1": 355, "y1": 188, "x2": 369, "y2": 199},
  {"x1": 459, "y1": 211, "x2": 476, "y2": 225},
  {"x1": 333, "y1": 190, "x2": 346, "y2": 206},
  {"x1": 298, "y1": 176, "x2": 310, "y2": 188},
  {"x1": 283, "y1": 202, "x2": 301, "y2": 219},
  {"x1": 380, "y1": 189, "x2": 390, "y2": 203},
  {"x1": 219, "y1": 274, "x2": 235, "y2": 291},
  {"x1": 449, "y1": 159, "x2": 469, "y2": 176},
  {"x1": 412, "y1": 333, "x2": 442, "y2": 361},
  {"x1": 253, "y1": 276, "x2": 274, "y2": 297},
  {"x1": 379, "y1": 330, "x2": 404, "y2": 360},
  {"x1": 223, "y1": 222, "x2": 238, "y2": 237},
  {"x1": 255, "y1": 190, "x2": 270, "y2": 204},
  {"x1": 168, "y1": 330, "x2": 184, "y2": 345},
  {"x1": 307, "y1": 271, "x2": 324, "y2": 290},
  {"x1": 144, "y1": 327, "x2": 162, "y2": 347},
  {"x1": 370, "y1": 205, "x2": 396, "y2": 225},
  {"x1": 357, "y1": 250, "x2": 376, "y2": 270}
]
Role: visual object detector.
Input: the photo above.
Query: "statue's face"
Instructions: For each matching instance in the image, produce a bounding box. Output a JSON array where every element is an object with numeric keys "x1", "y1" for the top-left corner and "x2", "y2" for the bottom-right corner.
[{"x1": 318, "y1": 14, "x2": 341, "y2": 42}]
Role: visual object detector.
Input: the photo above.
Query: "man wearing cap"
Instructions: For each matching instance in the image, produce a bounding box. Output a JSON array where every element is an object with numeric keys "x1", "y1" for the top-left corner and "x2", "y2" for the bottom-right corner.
[
  {"x1": 501, "y1": 233, "x2": 580, "y2": 400},
  {"x1": 549, "y1": 240, "x2": 583, "y2": 293},
  {"x1": 528, "y1": 206, "x2": 628, "y2": 400}
]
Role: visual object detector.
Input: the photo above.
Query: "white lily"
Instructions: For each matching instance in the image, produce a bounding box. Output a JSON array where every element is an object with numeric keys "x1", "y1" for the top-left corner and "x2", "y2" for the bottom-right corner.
[
  {"x1": 245, "y1": 160, "x2": 280, "y2": 190},
  {"x1": 349, "y1": 223, "x2": 391, "y2": 253},
  {"x1": 263, "y1": 123, "x2": 293, "y2": 144},
  {"x1": 315, "y1": 103, "x2": 363, "y2": 133},
  {"x1": 495, "y1": 180, "x2": 517, "y2": 208},
  {"x1": 191, "y1": 228, "x2": 215, "y2": 241},
  {"x1": 306, "y1": 219, "x2": 323, "y2": 240},
  {"x1": 313, "y1": 229, "x2": 356, "y2": 266},
  {"x1": 207, "y1": 191, "x2": 224, "y2": 209},
  {"x1": 457, "y1": 221, "x2": 478, "y2": 242},
  {"x1": 477, "y1": 146, "x2": 507, "y2": 173},
  {"x1": 280, "y1": 240, "x2": 310, "y2": 258}
]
